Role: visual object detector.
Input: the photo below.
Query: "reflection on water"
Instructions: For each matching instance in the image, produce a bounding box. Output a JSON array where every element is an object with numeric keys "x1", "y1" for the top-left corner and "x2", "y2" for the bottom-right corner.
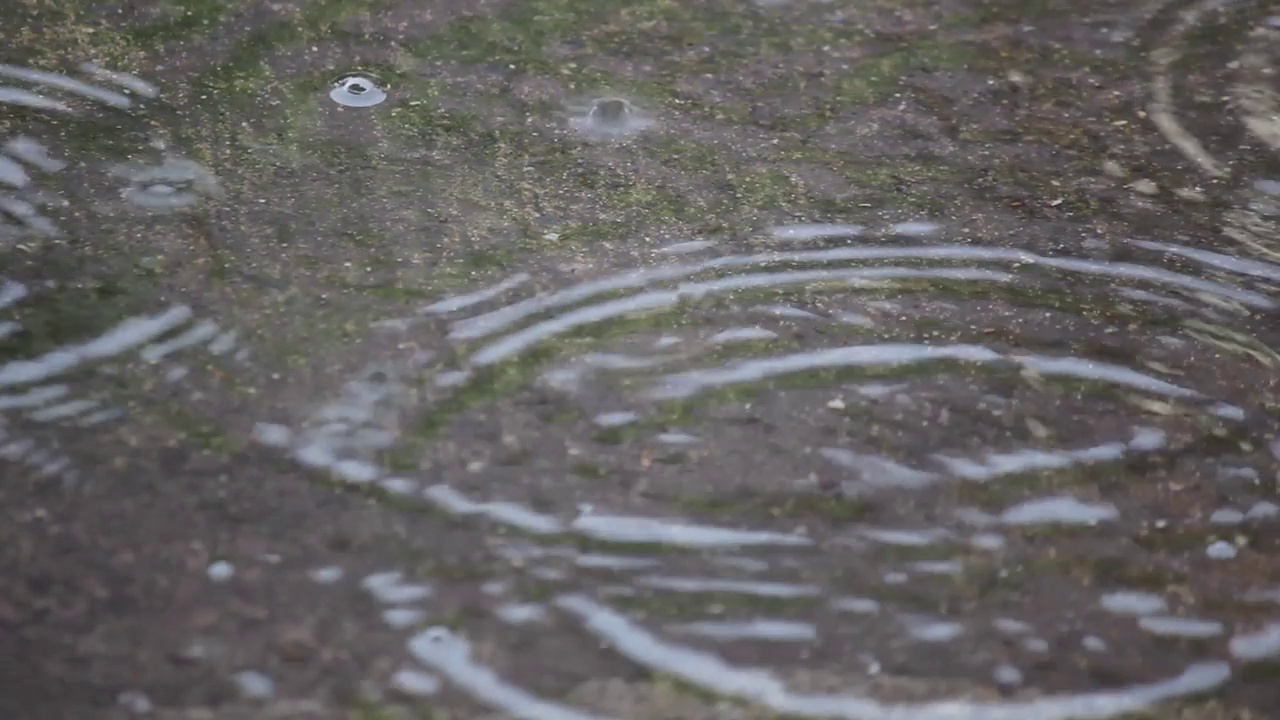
[{"x1": 4, "y1": 0, "x2": 1280, "y2": 715}]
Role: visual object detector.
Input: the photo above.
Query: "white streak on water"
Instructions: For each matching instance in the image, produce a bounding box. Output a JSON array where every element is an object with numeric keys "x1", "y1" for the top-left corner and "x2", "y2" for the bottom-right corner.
[
  {"x1": 636, "y1": 576, "x2": 821, "y2": 598},
  {"x1": 383, "y1": 608, "x2": 428, "y2": 629},
  {"x1": 4, "y1": 137, "x2": 65, "y2": 171},
  {"x1": 1137, "y1": 616, "x2": 1223, "y2": 638},
  {"x1": 1131, "y1": 239, "x2": 1280, "y2": 281},
  {"x1": 139, "y1": 319, "x2": 219, "y2": 362},
  {"x1": 423, "y1": 484, "x2": 564, "y2": 535},
  {"x1": 998, "y1": 496, "x2": 1120, "y2": 526},
  {"x1": 934, "y1": 442, "x2": 1128, "y2": 482},
  {"x1": 1100, "y1": 591, "x2": 1167, "y2": 616},
  {"x1": 0, "y1": 155, "x2": 29, "y2": 188},
  {"x1": 0, "y1": 305, "x2": 192, "y2": 387},
  {"x1": 556, "y1": 595, "x2": 1231, "y2": 720},
  {"x1": 819, "y1": 449, "x2": 939, "y2": 491},
  {"x1": 670, "y1": 619, "x2": 818, "y2": 642},
  {"x1": 449, "y1": 244, "x2": 1274, "y2": 342},
  {"x1": 0, "y1": 384, "x2": 69, "y2": 410},
  {"x1": 1013, "y1": 355, "x2": 1198, "y2": 397},
  {"x1": 408, "y1": 628, "x2": 614, "y2": 720},
  {"x1": 709, "y1": 327, "x2": 779, "y2": 344},
  {"x1": 420, "y1": 272, "x2": 531, "y2": 315},
  {"x1": 571, "y1": 514, "x2": 812, "y2": 548},
  {"x1": 768, "y1": 224, "x2": 865, "y2": 240},
  {"x1": 646, "y1": 344, "x2": 1003, "y2": 400},
  {"x1": 657, "y1": 240, "x2": 718, "y2": 254},
  {"x1": 0, "y1": 86, "x2": 73, "y2": 113},
  {"x1": 28, "y1": 398, "x2": 98, "y2": 422},
  {"x1": 77, "y1": 63, "x2": 158, "y2": 97},
  {"x1": 0, "y1": 63, "x2": 133, "y2": 108}
]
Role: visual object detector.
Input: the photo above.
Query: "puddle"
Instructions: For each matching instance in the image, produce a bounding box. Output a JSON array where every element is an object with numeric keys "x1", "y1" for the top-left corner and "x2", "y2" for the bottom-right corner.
[{"x1": 4, "y1": 0, "x2": 1280, "y2": 718}]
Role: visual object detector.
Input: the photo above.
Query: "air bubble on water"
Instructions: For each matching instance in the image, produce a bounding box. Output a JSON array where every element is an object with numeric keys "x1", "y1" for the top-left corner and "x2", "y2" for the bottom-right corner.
[
  {"x1": 1022, "y1": 637, "x2": 1051, "y2": 654},
  {"x1": 330, "y1": 73, "x2": 387, "y2": 107},
  {"x1": 1082, "y1": 635, "x2": 1108, "y2": 652},
  {"x1": 1208, "y1": 507, "x2": 1245, "y2": 525},
  {"x1": 207, "y1": 560, "x2": 235, "y2": 582},
  {"x1": 567, "y1": 95, "x2": 655, "y2": 140},
  {"x1": 1229, "y1": 623, "x2": 1280, "y2": 661},
  {"x1": 231, "y1": 670, "x2": 275, "y2": 699},
  {"x1": 383, "y1": 608, "x2": 428, "y2": 629},
  {"x1": 993, "y1": 664, "x2": 1024, "y2": 687},
  {"x1": 1206, "y1": 540, "x2": 1237, "y2": 559},
  {"x1": 1246, "y1": 501, "x2": 1278, "y2": 519}
]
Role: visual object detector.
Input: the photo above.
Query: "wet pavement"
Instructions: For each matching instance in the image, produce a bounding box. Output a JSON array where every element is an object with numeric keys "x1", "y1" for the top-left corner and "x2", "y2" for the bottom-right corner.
[{"x1": 2, "y1": 0, "x2": 1280, "y2": 718}]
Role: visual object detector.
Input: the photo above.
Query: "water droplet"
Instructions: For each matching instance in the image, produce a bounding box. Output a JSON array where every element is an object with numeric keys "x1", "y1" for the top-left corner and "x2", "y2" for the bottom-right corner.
[
  {"x1": 567, "y1": 95, "x2": 655, "y2": 140},
  {"x1": 329, "y1": 73, "x2": 387, "y2": 107}
]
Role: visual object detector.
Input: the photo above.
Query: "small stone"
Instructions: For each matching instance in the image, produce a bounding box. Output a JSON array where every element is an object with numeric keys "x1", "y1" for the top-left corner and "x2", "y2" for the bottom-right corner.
[{"x1": 826, "y1": 397, "x2": 846, "y2": 410}]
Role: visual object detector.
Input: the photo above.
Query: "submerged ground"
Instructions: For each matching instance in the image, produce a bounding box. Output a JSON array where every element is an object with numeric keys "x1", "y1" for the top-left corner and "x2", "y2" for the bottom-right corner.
[{"x1": 2, "y1": 0, "x2": 1280, "y2": 718}]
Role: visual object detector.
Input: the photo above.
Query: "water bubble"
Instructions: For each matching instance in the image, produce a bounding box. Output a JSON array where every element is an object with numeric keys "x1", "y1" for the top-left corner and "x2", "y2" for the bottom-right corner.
[
  {"x1": 329, "y1": 73, "x2": 387, "y2": 108},
  {"x1": 110, "y1": 157, "x2": 221, "y2": 212},
  {"x1": 206, "y1": 560, "x2": 235, "y2": 583},
  {"x1": 567, "y1": 95, "x2": 655, "y2": 140},
  {"x1": 231, "y1": 670, "x2": 275, "y2": 700}
]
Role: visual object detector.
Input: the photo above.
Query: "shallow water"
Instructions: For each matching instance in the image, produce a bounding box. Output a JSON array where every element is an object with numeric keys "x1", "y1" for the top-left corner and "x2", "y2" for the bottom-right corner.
[{"x1": 2, "y1": 0, "x2": 1280, "y2": 718}]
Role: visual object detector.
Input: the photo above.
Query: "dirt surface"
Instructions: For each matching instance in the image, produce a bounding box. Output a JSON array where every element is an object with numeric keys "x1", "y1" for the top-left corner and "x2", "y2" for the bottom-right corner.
[{"x1": 2, "y1": 0, "x2": 1280, "y2": 718}]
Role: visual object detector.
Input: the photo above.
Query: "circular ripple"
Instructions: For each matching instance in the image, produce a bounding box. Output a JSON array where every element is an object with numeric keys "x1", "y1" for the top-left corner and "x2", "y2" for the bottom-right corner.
[
  {"x1": 259, "y1": 220, "x2": 1280, "y2": 715},
  {"x1": 1144, "y1": 0, "x2": 1280, "y2": 179}
]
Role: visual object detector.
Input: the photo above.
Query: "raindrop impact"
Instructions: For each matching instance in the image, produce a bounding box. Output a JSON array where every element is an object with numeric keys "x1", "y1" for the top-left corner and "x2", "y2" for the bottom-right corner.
[
  {"x1": 329, "y1": 73, "x2": 387, "y2": 108},
  {"x1": 568, "y1": 96, "x2": 655, "y2": 140}
]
